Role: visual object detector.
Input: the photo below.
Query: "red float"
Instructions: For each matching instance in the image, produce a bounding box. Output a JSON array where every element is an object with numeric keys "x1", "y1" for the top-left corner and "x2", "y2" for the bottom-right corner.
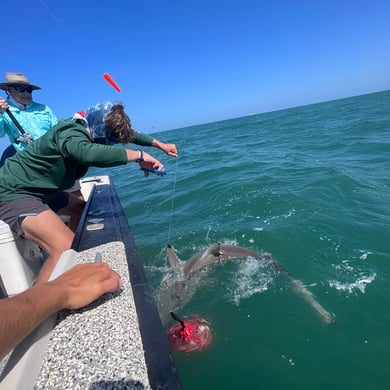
[
  {"x1": 166, "y1": 314, "x2": 211, "y2": 353},
  {"x1": 103, "y1": 73, "x2": 121, "y2": 92}
]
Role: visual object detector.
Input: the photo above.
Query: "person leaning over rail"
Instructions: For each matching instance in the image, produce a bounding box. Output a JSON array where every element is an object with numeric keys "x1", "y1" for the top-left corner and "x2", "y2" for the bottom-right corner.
[
  {"x1": 85, "y1": 101, "x2": 178, "y2": 158},
  {"x1": 0, "y1": 102, "x2": 169, "y2": 283},
  {"x1": 0, "y1": 72, "x2": 58, "y2": 167},
  {"x1": 55, "y1": 104, "x2": 178, "y2": 230},
  {"x1": 0, "y1": 262, "x2": 122, "y2": 360}
]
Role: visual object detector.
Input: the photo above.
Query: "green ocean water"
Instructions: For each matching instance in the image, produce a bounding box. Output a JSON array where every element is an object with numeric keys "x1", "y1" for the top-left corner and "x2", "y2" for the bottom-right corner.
[{"x1": 94, "y1": 90, "x2": 390, "y2": 389}]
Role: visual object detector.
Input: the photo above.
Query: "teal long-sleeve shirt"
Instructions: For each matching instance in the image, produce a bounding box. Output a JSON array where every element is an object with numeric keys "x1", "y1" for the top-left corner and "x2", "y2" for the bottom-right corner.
[
  {"x1": 0, "y1": 120, "x2": 128, "y2": 204},
  {"x1": 0, "y1": 99, "x2": 58, "y2": 151}
]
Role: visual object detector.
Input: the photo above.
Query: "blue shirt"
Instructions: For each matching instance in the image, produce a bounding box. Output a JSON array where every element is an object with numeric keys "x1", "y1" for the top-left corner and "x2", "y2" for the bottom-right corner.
[{"x1": 0, "y1": 98, "x2": 58, "y2": 151}]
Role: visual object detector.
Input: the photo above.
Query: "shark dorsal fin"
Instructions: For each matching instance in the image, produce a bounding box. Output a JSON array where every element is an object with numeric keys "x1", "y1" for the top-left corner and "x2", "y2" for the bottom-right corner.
[
  {"x1": 166, "y1": 244, "x2": 182, "y2": 268},
  {"x1": 207, "y1": 242, "x2": 222, "y2": 257}
]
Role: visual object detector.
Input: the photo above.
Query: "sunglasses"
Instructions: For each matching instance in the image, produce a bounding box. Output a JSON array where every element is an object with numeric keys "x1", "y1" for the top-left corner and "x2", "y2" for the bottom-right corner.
[{"x1": 13, "y1": 86, "x2": 33, "y2": 93}]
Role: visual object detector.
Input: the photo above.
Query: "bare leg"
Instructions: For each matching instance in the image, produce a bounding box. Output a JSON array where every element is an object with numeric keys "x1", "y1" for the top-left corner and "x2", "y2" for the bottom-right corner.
[
  {"x1": 22, "y1": 210, "x2": 74, "y2": 283},
  {"x1": 56, "y1": 194, "x2": 86, "y2": 232}
]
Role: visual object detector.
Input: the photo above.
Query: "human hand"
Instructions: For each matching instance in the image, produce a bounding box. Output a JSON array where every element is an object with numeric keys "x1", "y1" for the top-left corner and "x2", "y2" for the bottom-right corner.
[
  {"x1": 138, "y1": 150, "x2": 165, "y2": 176},
  {"x1": 152, "y1": 139, "x2": 178, "y2": 157},
  {"x1": 0, "y1": 97, "x2": 8, "y2": 114},
  {"x1": 161, "y1": 143, "x2": 178, "y2": 158},
  {"x1": 50, "y1": 262, "x2": 122, "y2": 310}
]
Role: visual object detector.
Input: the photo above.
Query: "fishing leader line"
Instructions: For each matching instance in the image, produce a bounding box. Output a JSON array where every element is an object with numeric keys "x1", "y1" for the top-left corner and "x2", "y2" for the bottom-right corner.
[
  {"x1": 166, "y1": 155, "x2": 179, "y2": 246},
  {"x1": 151, "y1": 128, "x2": 179, "y2": 249}
]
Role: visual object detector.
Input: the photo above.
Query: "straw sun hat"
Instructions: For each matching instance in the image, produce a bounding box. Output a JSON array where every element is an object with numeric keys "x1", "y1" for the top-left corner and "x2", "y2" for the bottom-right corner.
[{"x1": 0, "y1": 72, "x2": 41, "y2": 90}]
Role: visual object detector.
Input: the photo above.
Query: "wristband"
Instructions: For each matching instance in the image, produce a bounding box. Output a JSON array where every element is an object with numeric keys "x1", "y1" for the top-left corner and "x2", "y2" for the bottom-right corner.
[{"x1": 136, "y1": 150, "x2": 144, "y2": 163}]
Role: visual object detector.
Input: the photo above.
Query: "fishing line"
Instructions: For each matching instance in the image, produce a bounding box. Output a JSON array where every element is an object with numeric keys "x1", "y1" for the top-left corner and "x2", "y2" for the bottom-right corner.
[
  {"x1": 166, "y1": 155, "x2": 179, "y2": 246},
  {"x1": 150, "y1": 126, "x2": 179, "y2": 246},
  {"x1": 150, "y1": 127, "x2": 179, "y2": 266},
  {"x1": 38, "y1": 0, "x2": 75, "y2": 40}
]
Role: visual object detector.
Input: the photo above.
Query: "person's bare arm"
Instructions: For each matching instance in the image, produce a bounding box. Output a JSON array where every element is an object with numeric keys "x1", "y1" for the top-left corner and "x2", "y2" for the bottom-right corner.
[
  {"x1": 0, "y1": 262, "x2": 121, "y2": 360},
  {"x1": 151, "y1": 139, "x2": 178, "y2": 157}
]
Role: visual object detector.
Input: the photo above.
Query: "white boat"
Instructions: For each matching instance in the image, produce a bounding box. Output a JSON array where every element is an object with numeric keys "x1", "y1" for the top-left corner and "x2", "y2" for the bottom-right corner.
[{"x1": 0, "y1": 175, "x2": 181, "y2": 389}]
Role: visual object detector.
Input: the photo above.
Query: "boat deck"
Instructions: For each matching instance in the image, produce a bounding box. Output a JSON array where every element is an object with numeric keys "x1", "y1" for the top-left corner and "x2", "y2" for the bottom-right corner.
[{"x1": 0, "y1": 176, "x2": 181, "y2": 389}]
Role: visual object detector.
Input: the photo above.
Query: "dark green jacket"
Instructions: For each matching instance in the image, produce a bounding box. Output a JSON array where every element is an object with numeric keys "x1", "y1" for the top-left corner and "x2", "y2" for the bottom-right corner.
[{"x1": 0, "y1": 120, "x2": 130, "y2": 203}]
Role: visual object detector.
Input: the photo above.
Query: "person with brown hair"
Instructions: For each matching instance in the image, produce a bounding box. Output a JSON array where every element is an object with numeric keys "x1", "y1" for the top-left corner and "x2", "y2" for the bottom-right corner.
[
  {"x1": 0, "y1": 72, "x2": 58, "y2": 166},
  {"x1": 87, "y1": 101, "x2": 178, "y2": 157},
  {"x1": 0, "y1": 102, "x2": 168, "y2": 282}
]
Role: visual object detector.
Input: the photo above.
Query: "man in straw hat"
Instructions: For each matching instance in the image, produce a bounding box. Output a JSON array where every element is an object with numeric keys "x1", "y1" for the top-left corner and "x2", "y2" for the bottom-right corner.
[{"x1": 0, "y1": 72, "x2": 57, "y2": 166}]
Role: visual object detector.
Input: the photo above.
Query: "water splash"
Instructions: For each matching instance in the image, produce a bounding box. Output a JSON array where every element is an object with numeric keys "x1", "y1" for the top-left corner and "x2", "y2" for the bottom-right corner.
[
  {"x1": 226, "y1": 257, "x2": 275, "y2": 305},
  {"x1": 328, "y1": 273, "x2": 376, "y2": 294},
  {"x1": 330, "y1": 255, "x2": 376, "y2": 295}
]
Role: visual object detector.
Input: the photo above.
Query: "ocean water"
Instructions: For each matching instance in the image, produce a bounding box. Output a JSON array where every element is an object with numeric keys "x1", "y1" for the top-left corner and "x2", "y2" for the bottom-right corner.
[{"x1": 91, "y1": 90, "x2": 390, "y2": 389}]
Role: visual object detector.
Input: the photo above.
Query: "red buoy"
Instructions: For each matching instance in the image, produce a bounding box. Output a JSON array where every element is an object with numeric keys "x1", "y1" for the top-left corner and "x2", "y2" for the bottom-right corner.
[{"x1": 166, "y1": 314, "x2": 211, "y2": 353}]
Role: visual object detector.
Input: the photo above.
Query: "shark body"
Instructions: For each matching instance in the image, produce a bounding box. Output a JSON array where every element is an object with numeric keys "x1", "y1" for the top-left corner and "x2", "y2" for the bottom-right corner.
[
  {"x1": 157, "y1": 243, "x2": 335, "y2": 325},
  {"x1": 158, "y1": 243, "x2": 263, "y2": 324},
  {"x1": 167, "y1": 243, "x2": 262, "y2": 278}
]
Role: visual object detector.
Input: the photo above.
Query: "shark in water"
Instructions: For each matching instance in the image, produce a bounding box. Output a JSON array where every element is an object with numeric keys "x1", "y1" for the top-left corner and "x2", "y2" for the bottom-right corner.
[{"x1": 157, "y1": 243, "x2": 335, "y2": 325}]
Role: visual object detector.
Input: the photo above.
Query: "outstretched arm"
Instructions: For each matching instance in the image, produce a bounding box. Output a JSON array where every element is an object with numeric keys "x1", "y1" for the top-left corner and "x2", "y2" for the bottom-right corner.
[
  {"x1": 151, "y1": 139, "x2": 178, "y2": 157},
  {"x1": 0, "y1": 262, "x2": 121, "y2": 360},
  {"x1": 132, "y1": 131, "x2": 178, "y2": 158}
]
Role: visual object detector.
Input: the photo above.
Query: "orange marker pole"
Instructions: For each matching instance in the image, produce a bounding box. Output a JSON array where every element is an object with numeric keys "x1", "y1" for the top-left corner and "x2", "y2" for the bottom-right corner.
[{"x1": 103, "y1": 73, "x2": 121, "y2": 92}]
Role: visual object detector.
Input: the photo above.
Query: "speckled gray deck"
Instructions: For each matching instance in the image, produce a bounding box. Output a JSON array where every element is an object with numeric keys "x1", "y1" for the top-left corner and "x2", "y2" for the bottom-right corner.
[{"x1": 35, "y1": 241, "x2": 150, "y2": 389}]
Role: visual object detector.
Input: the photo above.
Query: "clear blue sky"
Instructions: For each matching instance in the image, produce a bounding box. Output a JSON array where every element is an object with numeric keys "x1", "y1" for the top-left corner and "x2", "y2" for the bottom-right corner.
[{"x1": 1, "y1": 0, "x2": 390, "y2": 142}]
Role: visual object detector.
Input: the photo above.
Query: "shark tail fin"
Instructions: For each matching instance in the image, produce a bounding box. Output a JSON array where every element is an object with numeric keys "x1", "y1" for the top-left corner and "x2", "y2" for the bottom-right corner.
[{"x1": 289, "y1": 277, "x2": 335, "y2": 324}]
